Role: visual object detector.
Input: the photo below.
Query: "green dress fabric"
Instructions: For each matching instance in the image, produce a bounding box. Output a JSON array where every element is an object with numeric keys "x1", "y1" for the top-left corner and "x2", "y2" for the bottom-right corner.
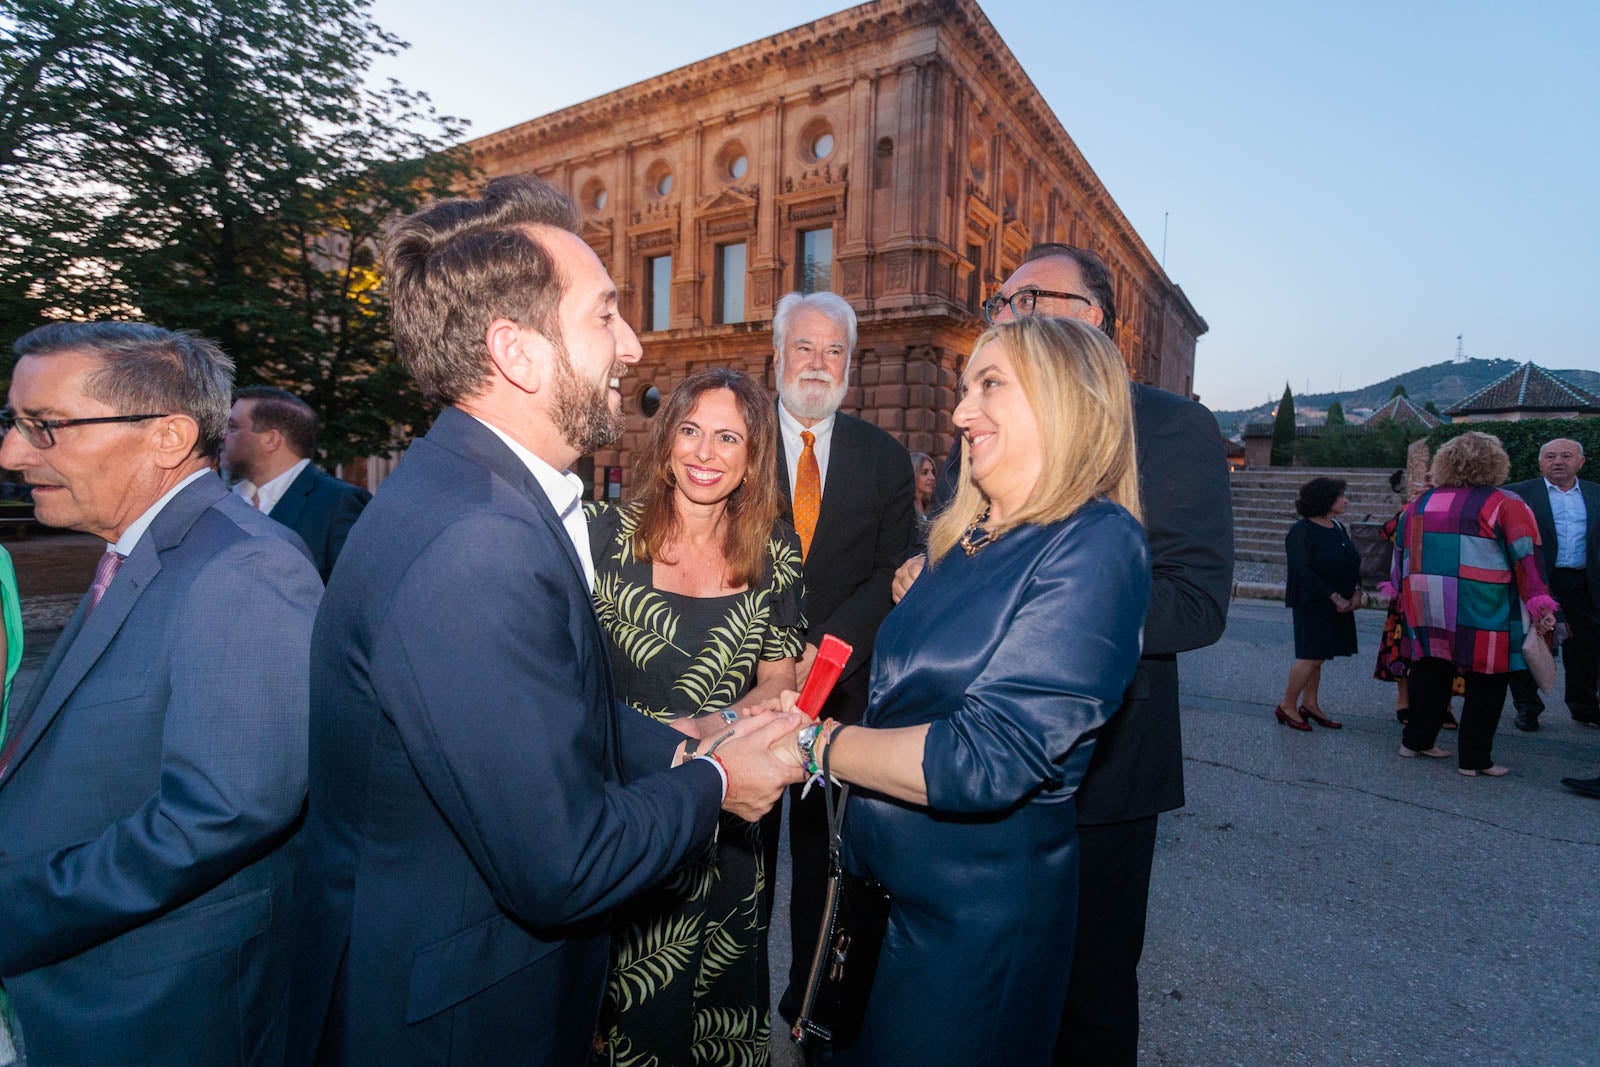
[
  {"x1": 585, "y1": 501, "x2": 805, "y2": 1067},
  {"x1": 1, "y1": 545, "x2": 23, "y2": 733}
]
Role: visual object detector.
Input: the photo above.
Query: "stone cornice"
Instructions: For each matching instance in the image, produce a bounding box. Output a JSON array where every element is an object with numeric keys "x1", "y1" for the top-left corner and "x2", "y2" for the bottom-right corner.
[
  {"x1": 469, "y1": 0, "x2": 929, "y2": 159},
  {"x1": 466, "y1": 0, "x2": 1195, "y2": 324}
]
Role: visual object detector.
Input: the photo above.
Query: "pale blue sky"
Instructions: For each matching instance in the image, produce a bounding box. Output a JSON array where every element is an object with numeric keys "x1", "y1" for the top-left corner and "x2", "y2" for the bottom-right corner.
[{"x1": 367, "y1": 0, "x2": 1599, "y2": 410}]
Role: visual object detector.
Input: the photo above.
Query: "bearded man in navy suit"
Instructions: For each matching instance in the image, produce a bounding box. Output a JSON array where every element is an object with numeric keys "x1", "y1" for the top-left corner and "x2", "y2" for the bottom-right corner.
[
  {"x1": 288, "y1": 175, "x2": 803, "y2": 1065},
  {"x1": 221, "y1": 386, "x2": 371, "y2": 582}
]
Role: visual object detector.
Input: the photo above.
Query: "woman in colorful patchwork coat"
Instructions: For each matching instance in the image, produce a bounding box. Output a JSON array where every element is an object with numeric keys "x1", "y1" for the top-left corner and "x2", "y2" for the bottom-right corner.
[{"x1": 1388, "y1": 432, "x2": 1559, "y2": 777}]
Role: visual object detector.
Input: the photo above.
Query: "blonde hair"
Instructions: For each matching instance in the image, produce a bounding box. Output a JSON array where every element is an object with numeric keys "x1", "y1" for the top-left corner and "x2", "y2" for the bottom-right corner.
[
  {"x1": 928, "y1": 316, "x2": 1141, "y2": 564},
  {"x1": 1429, "y1": 431, "x2": 1510, "y2": 488}
]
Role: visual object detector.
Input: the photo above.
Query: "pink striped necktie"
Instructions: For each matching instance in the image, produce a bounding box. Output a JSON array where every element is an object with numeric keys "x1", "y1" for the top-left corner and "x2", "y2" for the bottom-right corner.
[{"x1": 87, "y1": 550, "x2": 126, "y2": 617}]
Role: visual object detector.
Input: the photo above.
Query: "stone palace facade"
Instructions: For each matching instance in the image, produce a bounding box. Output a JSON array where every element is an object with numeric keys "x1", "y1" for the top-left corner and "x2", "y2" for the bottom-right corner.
[{"x1": 465, "y1": 0, "x2": 1207, "y2": 492}]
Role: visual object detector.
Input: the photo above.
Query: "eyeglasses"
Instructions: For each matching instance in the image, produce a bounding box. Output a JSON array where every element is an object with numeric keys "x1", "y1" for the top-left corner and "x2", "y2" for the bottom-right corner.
[
  {"x1": 0, "y1": 412, "x2": 169, "y2": 449},
  {"x1": 982, "y1": 288, "x2": 1093, "y2": 324}
]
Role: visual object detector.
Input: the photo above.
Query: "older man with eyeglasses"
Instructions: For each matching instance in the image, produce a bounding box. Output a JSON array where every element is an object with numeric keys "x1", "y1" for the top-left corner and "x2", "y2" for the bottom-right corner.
[{"x1": 0, "y1": 322, "x2": 321, "y2": 1064}]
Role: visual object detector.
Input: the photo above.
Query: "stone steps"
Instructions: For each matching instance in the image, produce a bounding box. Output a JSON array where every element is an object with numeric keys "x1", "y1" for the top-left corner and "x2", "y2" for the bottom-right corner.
[{"x1": 1228, "y1": 466, "x2": 1404, "y2": 570}]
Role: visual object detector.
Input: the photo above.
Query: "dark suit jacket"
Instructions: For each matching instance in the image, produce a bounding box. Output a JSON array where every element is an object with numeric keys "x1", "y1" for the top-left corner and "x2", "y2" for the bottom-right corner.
[
  {"x1": 268, "y1": 462, "x2": 371, "y2": 583},
  {"x1": 288, "y1": 407, "x2": 724, "y2": 1065},
  {"x1": 777, "y1": 407, "x2": 916, "y2": 723},
  {"x1": 1504, "y1": 477, "x2": 1600, "y2": 614},
  {"x1": 0, "y1": 474, "x2": 320, "y2": 1065},
  {"x1": 936, "y1": 383, "x2": 1234, "y2": 824}
]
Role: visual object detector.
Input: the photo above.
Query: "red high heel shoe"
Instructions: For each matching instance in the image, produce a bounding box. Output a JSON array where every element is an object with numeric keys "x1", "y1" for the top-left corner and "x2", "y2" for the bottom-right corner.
[
  {"x1": 1299, "y1": 704, "x2": 1342, "y2": 729},
  {"x1": 1274, "y1": 705, "x2": 1312, "y2": 731}
]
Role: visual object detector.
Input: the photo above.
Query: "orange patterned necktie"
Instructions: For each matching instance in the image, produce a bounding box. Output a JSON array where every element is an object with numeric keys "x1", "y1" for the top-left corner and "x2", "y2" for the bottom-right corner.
[{"x1": 794, "y1": 430, "x2": 821, "y2": 559}]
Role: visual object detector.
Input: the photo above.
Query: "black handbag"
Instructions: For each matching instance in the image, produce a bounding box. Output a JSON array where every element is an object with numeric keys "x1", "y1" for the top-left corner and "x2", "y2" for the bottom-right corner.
[{"x1": 790, "y1": 738, "x2": 891, "y2": 1061}]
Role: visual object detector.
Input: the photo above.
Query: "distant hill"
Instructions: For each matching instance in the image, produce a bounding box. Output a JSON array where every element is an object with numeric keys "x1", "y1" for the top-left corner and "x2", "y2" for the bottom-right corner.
[{"x1": 1214, "y1": 359, "x2": 1600, "y2": 436}]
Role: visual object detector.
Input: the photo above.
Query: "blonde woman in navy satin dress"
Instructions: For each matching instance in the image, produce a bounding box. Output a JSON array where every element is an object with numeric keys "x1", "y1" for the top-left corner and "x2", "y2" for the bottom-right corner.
[{"x1": 780, "y1": 316, "x2": 1150, "y2": 1065}]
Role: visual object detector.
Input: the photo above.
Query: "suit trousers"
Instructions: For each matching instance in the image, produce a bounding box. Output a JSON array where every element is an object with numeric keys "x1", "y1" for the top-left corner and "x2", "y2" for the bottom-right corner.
[
  {"x1": 1509, "y1": 568, "x2": 1599, "y2": 721},
  {"x1": 1052, "y1": 815, "x2": 1159, "y2": 1067},
  {"x1": 1406, "y1": 658, "x2": 1511, "y2": 770}
]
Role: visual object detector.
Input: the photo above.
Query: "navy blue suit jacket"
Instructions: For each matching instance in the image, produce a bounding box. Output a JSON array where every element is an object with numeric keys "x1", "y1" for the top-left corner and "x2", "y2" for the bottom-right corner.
[
  {"x1": 288, "y1": 407, "x2": 724, "y2": 1065},
  {"x1": 268, "y1": 463, "x2": 371, "y2": 583},
  {"x1": 0, "y1": 473, "x2": 320, "y2": 1065}
]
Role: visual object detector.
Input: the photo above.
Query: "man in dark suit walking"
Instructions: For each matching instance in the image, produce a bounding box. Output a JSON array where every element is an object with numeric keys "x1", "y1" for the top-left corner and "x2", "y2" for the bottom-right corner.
[
  {"x1": 0, "y1": 322, "x2": 321, "y2": 1064},
  {"x1": 896, "y1": 244, "x2": 1235, "y2": 1065},
  {"x1": 288, "y1": 175, "x2": 803, "y2": 1065},
  {"x1": 221, "y1": 386, "x2": 371, "y2": 582},
  {"x1": 1507, "y1": 437, "x2": 1599, "y2": 739},
  {"x1": 766, "y1": 290, "x2": 916, "y2": 1020}
]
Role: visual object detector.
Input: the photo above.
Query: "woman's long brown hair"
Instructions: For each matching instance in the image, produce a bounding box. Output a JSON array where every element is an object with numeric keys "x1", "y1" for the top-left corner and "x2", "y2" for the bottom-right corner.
[{"x1": 631, "y1": 368, "x2": 781, "y2": 587}]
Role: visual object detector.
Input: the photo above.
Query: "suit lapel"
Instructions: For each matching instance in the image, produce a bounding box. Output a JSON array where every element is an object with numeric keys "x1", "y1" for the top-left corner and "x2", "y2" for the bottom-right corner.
[
  {"x1": 1582, "y1": 481, "x2": 1600, "y2": 542},
  {"x1": 267, "y1": 464, "x2": 317, "y2": 529},
  {"x1": 1, "y1": 475, "x2": 225, "y2": 785},
  {"x1": 427, "y1": 410, "x2": 619, "y2": 770},
  {"x1": 429, "y1": 409, "x2": 594, "y2": 598},
  {"x1": 814, "y1": 413, "x2": 857, "y2": 548},
  {"x1": 1524, "y1": 483, "x2": 1558, "y2": 565}
]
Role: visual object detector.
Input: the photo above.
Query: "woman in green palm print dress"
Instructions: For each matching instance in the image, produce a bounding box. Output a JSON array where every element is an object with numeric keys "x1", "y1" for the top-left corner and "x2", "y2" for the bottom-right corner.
[{"x1": 587, "y1": 369, "x2": 805, "y2": 1067}]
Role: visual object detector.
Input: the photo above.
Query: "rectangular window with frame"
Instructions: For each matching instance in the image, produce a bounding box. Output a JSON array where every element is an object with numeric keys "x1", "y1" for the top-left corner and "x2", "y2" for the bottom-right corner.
[
  {"x1": 714, "y1": 242, "x2": 746, "y2": 325},
  {"x1": 645, "y1": 254, "x2": 672, "y2": 331},
  {"x1": 797, "y1": 227, "x2": 833, "y2": 294}
]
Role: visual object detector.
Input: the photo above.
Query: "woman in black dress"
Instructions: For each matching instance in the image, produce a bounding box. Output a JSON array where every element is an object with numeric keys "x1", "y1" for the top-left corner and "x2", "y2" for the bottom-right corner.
[
  {"x1": 587, "y1": 369, "x2": 805, "y2": 1066},
  {"x1": 1276, "y1": 476, "x2": 1360, "y2": 730}
]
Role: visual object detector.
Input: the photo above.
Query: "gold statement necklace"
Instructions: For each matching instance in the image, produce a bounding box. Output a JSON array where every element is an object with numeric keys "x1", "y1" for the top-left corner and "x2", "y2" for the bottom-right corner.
[{"x1": 960, "y1": 506, "x2": 995, "y2": 556}]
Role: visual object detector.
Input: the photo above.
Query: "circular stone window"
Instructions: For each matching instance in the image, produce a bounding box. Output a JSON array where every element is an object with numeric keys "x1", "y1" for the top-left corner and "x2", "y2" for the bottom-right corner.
[
  {"x1": 594, "y1": 188, "x2": 608, "y2": 209},
  {"x1": 812, "y1": 132, "x2": 835, "y2": 160},
  {"x1": 729, "y1": 154, "x2": 748, "y2": 180},
  {"x1": 644, "y1": 160, "x2": 673, "y2": 201},
  {"x1": 639, "y1": 385, "x2": 662, "y2": 418}
]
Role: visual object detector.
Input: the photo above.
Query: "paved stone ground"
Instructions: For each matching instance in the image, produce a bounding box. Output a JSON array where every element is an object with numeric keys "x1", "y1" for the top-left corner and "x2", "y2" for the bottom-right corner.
[{"x1": 12, "y1": 600, "x2": 1598, "y2": 1066}]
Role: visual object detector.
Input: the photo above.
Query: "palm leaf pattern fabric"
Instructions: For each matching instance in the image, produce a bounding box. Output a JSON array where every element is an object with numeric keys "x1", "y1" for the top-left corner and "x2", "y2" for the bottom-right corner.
[{"x1": 586, "y1": 502, "x2": 806, "y2": 1067}]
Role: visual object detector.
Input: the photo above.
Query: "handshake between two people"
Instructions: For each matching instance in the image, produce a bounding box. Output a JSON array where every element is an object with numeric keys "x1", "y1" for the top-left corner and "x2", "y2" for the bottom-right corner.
[{"x1": 670, "y1": 692, "x2": 828, "y2": 822}]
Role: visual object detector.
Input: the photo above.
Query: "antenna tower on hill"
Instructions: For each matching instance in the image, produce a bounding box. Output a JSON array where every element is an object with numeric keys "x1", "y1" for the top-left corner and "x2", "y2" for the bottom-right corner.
[{"x1": 1455, "y1": 334, "x2": 1466, "y2": 362}]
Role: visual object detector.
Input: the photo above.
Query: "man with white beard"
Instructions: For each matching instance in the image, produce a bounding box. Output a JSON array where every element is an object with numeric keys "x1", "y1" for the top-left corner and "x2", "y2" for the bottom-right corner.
[{"x1": 762, "y1": 290, "x2": 916, "y2": 1023}]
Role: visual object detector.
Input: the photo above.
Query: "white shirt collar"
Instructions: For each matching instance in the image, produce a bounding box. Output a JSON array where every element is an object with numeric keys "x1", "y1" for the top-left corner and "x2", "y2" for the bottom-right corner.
[
  {"x1": 237, "y1": 457, "x2": 311, "y2": 514},
  {"x1": 469, "y1": 415, "x2": 595, "y2": 589},
  {"x1": 777, "y1": 401, "x2": 836, "y2": 444},
  {"x1": 1545, "y1": 478, "x2": 1581, "y2": 495},
  {"x1": 112, "y1": 468, "x2": 213, "y2": 557}
]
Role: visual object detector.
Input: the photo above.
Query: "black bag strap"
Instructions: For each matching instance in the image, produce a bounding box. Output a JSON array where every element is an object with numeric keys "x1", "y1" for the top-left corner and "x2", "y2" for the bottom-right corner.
[{"x1": 821, "y1": 725, "x2": 849, "y2": 868}]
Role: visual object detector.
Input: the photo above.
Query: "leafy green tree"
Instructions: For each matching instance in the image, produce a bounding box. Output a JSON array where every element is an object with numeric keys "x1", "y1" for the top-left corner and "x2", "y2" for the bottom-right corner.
[
  {"x1": 1424, "y1": 400, "x2": 1441, "y2": 417},
  {"x1": 0, "y1": 0, "x2": 473, "y2": 462},
  {"x1": 1270, "y1": 384, "x2": 1296, "y2": 466},
  {"x1": 1325, "y1": 400, "x2": 1346, "y2": 427},
  {"x1": 1391, "y1": 384, "x2": 1409, "y2": 398}
]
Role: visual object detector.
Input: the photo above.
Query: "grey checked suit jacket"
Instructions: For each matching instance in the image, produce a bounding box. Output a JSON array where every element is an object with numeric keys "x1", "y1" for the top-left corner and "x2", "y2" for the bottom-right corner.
[{"x1": 0, "y1": 473, "x2": 321, "y2": 1065}]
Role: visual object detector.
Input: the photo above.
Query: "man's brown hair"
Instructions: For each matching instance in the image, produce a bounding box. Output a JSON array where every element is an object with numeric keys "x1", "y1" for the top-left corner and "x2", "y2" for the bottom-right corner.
[
  {"x1": 382, "y1": 175, "x2": 581, "y2": 404},
  {"x1": 236, "y1": 385, "x2": 318, "y2": 458}
]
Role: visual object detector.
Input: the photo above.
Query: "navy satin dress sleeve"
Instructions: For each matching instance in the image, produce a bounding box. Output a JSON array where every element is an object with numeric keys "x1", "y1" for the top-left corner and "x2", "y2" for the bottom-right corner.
[{"x1": 839, "y1": 498, "x2": 1150, "y2": 1067}]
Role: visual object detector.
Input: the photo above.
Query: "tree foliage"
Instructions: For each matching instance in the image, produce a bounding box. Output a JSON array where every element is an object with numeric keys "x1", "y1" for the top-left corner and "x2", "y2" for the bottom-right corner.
[
  {"x1": 1325, "y1": 400, "x2": 1346, "y2": 427},
  {"x1": 1270, "y1": 384, "x2": 1296, "y2": 466},
  {"x1": 0, "y1": 0, "x2": 473, "y2": 462},
  {"x1": 1297, "y1": 423, "x2": 1418, "y2": 469},
  {"x1": 1390, "y1": 384, "x2": 1408, "y2": 398}
]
